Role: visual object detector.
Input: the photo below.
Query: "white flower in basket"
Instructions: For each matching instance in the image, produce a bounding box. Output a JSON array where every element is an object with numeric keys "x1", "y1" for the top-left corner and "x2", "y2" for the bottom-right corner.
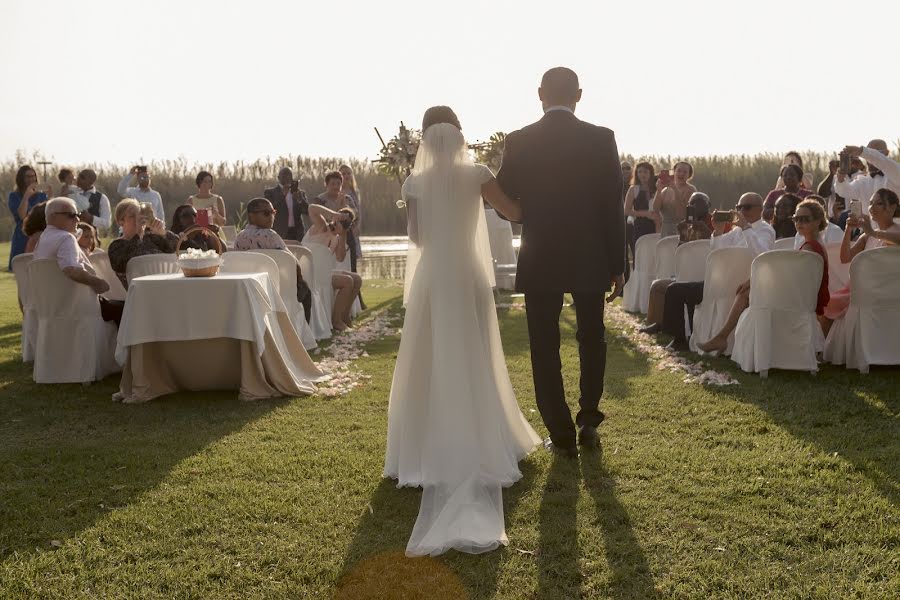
[{"x1": 177, "y1": 248, "x2": 222, "y2": 277}]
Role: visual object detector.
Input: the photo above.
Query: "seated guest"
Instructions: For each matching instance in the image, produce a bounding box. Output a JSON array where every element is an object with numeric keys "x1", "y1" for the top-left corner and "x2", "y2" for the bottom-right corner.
[
  {"x1": 699, "y1": 199, "x2": 830, "y2": 351},
  {"x1": 763, "y1": 164, "x2": 812, "y2": 222},
  {"x1": 33, "y1": 197, "x2": 123, "y2": 325},
  {"x1": 822, "y1": 188, "x2": 900, "y2": 332},
  {"x1": 171, "y1": 204, "x2": 223, "y2": 252},
  {"x1": 187, "y1": 170, "x2": 226, "y2": 226},
  {"x1": 772, "y1": 192, "x2": 801, "y2": 238},
  {"x1": 794, "y1": 195, "x2": 843, "y2": 247},
  {"x1": 76, "y1": 222, "x2": 100, "y2": 254},
  {"x1": 68, "y1": 169, "x2": 112, "y2": 233},
  {"x1": 23, "y1": 201, "x2": 48, "y2": 253},
  {"x1": 108, "y1": 198, "x2": 178, "y2": 286},
  {"x1": 235, "y1": 197, "x2": 312, "y2": 321},
  {"x1": 641, "y1": 192, "x2": 713, "y2": 332},
  {"x1": 304, "y1": 204, "x2": 361, "y2": 331},
  {"x1": 664, "y1": 193, "x2": 774, "y2": 351}
]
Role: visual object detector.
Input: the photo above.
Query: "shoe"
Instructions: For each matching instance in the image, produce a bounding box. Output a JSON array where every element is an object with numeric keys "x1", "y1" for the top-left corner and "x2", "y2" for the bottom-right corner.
[
  {"x1": 578, "y1": 425, "x2": 601, "y2": 450},
  {"x1": 543, "y1": 437, "x2": 578, "y2": 459},
  {"x1": 666, "y1": 338, "x2": 690, "y2": 352},
  {"x1": 639, "y1": 323, "x2": 662, "y2": 335}
]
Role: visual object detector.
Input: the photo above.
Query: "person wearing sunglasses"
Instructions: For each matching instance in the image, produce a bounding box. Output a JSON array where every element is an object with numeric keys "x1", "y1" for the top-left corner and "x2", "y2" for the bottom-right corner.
[
  {"x1": 793, "y1": 195, "x2": 843, "y2": 248},
  {"x1": 791, "y1": 200, "x2": 830, "y2": 327}
]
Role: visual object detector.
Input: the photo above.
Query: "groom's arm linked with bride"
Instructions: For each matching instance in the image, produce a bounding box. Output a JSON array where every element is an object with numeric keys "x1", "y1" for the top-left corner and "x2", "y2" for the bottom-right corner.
[{"x1": 486, "y1": 66, "x2": 626, "y2": 457}]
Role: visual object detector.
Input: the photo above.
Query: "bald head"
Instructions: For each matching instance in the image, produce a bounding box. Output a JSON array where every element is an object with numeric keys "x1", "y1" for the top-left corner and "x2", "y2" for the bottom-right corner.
[
  {"x1": 867, "y1": 139, "x2": 889, "y2": 156},
  {"x1": 539, "y1": 67, "x2": 582, "y2": 109}
]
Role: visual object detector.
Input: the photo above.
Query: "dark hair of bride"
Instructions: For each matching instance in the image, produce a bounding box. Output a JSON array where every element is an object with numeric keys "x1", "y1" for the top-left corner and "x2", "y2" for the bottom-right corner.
[{"x1": 422, "y1": 106, "x2": 461, "y2": 131}]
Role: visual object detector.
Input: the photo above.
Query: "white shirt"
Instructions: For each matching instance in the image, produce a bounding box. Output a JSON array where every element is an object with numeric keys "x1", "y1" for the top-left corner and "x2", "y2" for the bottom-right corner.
[
  {"x1": 118, "y1": 174, "x2": 165, "y2": 222},
  {"x1": 543, "y1": 105, "x2": 575, "y2": 114},
  {"x1": 793, "y1": 222, "x2": 844, "y2": 249},
  {"x1": 857, "y1": 147, "x2": 900, "y2": 197},
  {"x1": 34, "y1": 225, "x2": 94, "y2": 273},
  {"x1": 67, "y1": 186, "x2": 111, "y2": 231},
  {"x1": 833, "y1": 149, "x2": 897, "y2": 211},
  {"x1": 710, "y1": 218, "x2": 775, "y2": 257}
]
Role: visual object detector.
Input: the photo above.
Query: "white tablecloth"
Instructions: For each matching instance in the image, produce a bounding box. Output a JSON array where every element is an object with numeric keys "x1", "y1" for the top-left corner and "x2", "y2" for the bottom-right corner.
[{"x1": 115, "y1": 272, "x2": 325, "y2": 402}]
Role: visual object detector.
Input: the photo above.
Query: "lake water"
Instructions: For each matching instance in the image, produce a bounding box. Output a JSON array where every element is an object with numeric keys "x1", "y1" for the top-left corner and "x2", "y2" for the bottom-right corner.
[{"x1": 358, "y1": 236, "x2": 521, "y2": 280}]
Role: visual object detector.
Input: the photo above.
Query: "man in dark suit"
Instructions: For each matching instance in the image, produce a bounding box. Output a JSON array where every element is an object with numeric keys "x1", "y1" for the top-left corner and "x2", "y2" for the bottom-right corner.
[
  {"x1": 264, "y1": 167, "x2": 309, "y2": 241},
  {"x1": 496, "y1": 67, "x2": 625, "y2": 458}
]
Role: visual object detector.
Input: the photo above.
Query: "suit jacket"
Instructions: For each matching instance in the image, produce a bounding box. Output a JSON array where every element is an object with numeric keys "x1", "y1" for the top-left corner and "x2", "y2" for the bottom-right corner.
[
  {"x1": 264, "y1": 185, "x2": 309, "y2": 240},
  {"x1": 496, "y1": 110, "x2": 625, "y2": 293}
]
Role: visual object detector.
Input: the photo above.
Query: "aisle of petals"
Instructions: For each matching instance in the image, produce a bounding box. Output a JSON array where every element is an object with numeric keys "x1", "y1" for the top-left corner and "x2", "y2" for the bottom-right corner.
[
  {"x1": 313, "y1": 310, "x2": 399, "y2": 397},
  {"x1": 606, "y1": 304, "x2": 739, "y2": 386}
]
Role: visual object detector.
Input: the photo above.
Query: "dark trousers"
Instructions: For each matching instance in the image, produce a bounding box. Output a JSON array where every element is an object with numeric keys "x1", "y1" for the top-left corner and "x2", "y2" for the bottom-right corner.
[
  {"x1": 285, "y1": 226, "x2": 300, "y2": 242},
  {"x1": 524, "y1": 291, "x2": 607, "y2": 449},
  {"x1": 99, "y1": 297, "x2": 125, "y2": 327},
  {"x1": 661, "y1": 282, "x2": 704, "y2": 342}
]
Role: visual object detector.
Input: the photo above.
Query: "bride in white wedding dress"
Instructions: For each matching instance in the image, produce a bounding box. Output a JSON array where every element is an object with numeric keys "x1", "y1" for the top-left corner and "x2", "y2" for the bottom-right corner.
[{"x1": 383, "y1": 107, "x2": 541, "y2": 557}]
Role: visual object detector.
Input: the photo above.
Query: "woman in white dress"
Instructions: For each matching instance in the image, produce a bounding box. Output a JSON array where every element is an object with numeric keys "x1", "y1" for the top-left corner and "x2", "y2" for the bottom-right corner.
[{"x1": 384, "y1": 107, "x2": 541, "y2": 557}]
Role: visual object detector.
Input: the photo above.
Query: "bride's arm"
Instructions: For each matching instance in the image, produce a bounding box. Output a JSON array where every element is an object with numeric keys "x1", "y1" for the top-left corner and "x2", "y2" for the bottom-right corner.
[{"x1": 481, "y1": 178, "x2": 522, "y2": 223}]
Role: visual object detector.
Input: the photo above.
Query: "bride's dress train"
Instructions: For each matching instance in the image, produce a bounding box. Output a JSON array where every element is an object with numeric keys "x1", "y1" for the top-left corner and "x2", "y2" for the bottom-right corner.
[{"x1": 383, "y1": 123, "x2": 540, "y2": 557}]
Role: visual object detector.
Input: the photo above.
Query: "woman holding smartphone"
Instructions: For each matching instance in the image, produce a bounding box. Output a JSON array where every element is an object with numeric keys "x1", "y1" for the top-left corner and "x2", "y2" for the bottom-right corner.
[
  {"x1": 7, "y1": 165, "x2": 50, "y2": 270},
  {"x1": 653, "y1": 161, "x2": 696, "y2": 237}
]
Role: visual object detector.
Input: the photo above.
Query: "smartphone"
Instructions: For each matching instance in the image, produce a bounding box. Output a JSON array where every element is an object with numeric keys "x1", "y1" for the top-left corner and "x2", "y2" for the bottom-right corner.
[
  {"x1": 196, "y1": 208, "x2": 210, "y2": 227},
  {"x1": 839, "y1": 152, "x2": 851, "y2": 174},
  {"x1": 849, "y1": 199, "x2": 862, "y2": 217},
  {"x1": 713, "y1": 210, "x2": 733, "y2": 223},
  {"x1": 136, "y1": 165, "x2": 148, "y2": 173},
  {"x1": 685, "y1": 204, "x2": 696, "y2": 222},
  {"x1": 657, "y1": 170, "x2": 672, "y2": 188},
  {"x1": 139, "y1": 202, "x2": 155, "y2": 220}
]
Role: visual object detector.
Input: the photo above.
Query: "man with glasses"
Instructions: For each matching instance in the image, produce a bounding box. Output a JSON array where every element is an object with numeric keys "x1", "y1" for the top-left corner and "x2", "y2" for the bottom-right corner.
[
  {"x1": 660, "y1": 193, "x2": 774, "y2": 351},
  {"x1": 34, "y1": 197, "x2": 124, "y2": 324}
]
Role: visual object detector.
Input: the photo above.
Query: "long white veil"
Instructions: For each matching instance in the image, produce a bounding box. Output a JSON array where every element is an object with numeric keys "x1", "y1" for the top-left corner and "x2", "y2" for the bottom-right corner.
[{"x1": 402, "y1": 123, "x2": 495, "y2": 305}]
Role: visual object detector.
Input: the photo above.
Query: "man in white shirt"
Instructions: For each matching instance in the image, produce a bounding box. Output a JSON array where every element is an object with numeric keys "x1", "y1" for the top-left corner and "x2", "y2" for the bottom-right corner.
[
  {"x1": 834, "y1": 139, "x2": 896, "y2": 211},
  {"x1": 118, "y1": 165, "x2": 165, "y2": 222},
  {"x1": 662, "y1": 193, "x2": 774, "y2": 351},
  {"x1": 68, "y1": 169, "x2": 112, "y2": 233}
]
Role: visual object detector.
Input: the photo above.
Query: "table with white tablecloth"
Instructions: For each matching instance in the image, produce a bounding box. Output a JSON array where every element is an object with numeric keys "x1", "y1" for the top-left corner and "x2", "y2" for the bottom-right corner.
[{"x1": 115, "y1": 272, "x2": 325, "y2": 403}]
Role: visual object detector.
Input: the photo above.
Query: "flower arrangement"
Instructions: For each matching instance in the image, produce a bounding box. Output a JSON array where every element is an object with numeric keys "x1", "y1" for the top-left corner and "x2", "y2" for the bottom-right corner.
[
  {"x1": 469, "y1": 132, "x2": 507, "y2": 173},
  {"x1": 374, "y1": 123, "x2": 421, "y2": 182}
]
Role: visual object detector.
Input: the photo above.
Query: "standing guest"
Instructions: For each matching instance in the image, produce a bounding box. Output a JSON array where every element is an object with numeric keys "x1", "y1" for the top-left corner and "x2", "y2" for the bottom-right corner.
[
  {"x1": 774, "y1": 151, "x2": 815, "y2": 190},
  {"x1": 763, "y1": 164, "x2": 812, "y2": 220},
  {"x1": 33, "y1": 197, "x2": 123, "y2": 325},
  {"x1": 171, "y1": 204, "x2": 223, "y2": 252},
  {"x1": 8, "y1": 165, "x2": 49, "y2": 270},
  {"x1": 117, "y1": 165, "x2": 165, "y2": 222},
  {"x1": 57, "y1": 168, "x2": 80, "y2": 197},
  {"x1": 339, "y1": 164, "x2": 366, "y2": 308},
  {"x1": 620, "y1": 161, "x2": 633, "y2": 197},
  {"x1": 653, "y1": 161, "x2": 696, "y2": 237},
  {"x1": 834, "y1": 139, "x2": 897, "y2": 212},
  {"x1": 69, "y1": 169, "x2": 112, "y2": 233},
  {"x1": 187, "y1": 170, "x2": 226, "y2": 226},
  {"x1": 772, "y1": 193, "x2": 802, "y2": 238},
  {"x1": 624, "y1": 161, "x2": 658, "y2": 244},
  {"x1": 841, "y1": 142, "x2": 900, "y2": 198},
  {"x1": 77, "y1": 222, "x2": 100, "y2": 254},
  {"x1": 304, "y1": 203, "x2": 361, "y2": 331},
  {"x1": 792, "y1": 199, "x2": 830, "y2": 331},
  {"x1": 265, "y1": 167, "x2": 309, "y2": 241},
  {"x1": 794, "y1": 195, "x2": 843, "y2": 247},
  {"x1": 107, "y1": 198, "x2": 178, "y2": 287},
  {"x1": 23, "y1": 201, "x2": 49, "y2": 253},
  {"x1": 235, "y1": 197, "x2": 312, "y2": 320}
]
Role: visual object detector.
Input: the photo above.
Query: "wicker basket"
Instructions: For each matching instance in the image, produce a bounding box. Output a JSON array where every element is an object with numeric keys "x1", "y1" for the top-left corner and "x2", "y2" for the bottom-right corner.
[{"x1": 176, "y1": 226, "x2": 224, "y2": 277}]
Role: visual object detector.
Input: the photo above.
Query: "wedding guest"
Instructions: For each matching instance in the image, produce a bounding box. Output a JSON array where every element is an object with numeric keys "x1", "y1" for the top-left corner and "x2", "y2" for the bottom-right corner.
[
  {"x1": 774, "y1": 151, "x2": 814, "y2": 190},
  {"x1": 8, "y1": 165, "x2": 49, "y2": 269},
  {"x1": 841, "y1": 141, "x2": 900, "y2": 198},
  {"x1": 234, "y1": 197, "x2": 312, "y2": 320},
  {"x1": 108, "y1": 198, "x2": 178, "y2": 286},
  {"x1": 793, "y1": 195, "x2": 843, "y2": 248},
  {"x1": 654, "y1": 192, "x2": 770, "y2": 351},
  {"x1": 653, "y1": 161, "x2": 696, "y2": 237},
  {"x1": 772, "y1": 192, "x2": 801, "y2": 238},
  {"x1": 763, "y1": 164, "x2": 812, "y2": 220},
  {"x1": 77, "y1": 222, "x2": 100, "y2": 253},
  {"x1": 822, "y1": 189, "x2": 900, "y2": 330},
  {"x1": 23, "y1": 201, "x2": 49, "y2": 253},
  {"x1": 69, "y1": 169, "x2": 112, "y2": 233},
  {"x1": 340, "y1": 164, "x2": 366, "y2": 309},
  {"x1": 117, "y1": 165, "x2": 165, "y2": 221},
  {"x1": 620, "y1": 161, "x2": 633, "y2": 197},
  {"x1": 264, "y1": 167, "x2": 308, "y2": 241},
  {"x1": 304, "y1": 203, "x2": 361, "y2": 331},
  {"x1": 834, "y1": 139, "x2": 897, "y2": 212},
  {"x1": 33, "y1": 197, "x2": 123, "y2": 325},
  {"x1": 171, "y1": 204, "x2": 223, "y2": 252},
  {"x1": 624, "y1": 161, "x2": 659, "y2": 243},
  {"x1": 187, "y1": 170, "x2": 226, "y2": 226},
  {"x1": 57, "y1": 168, "x2": 80, "y2": 197},
  {"x1": 699, "y1": 199, "x2": 830, "y2": 352}
]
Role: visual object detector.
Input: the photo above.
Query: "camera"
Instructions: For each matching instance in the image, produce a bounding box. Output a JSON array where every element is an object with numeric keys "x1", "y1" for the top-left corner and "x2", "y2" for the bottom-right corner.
[{"x1": 685, "y1": 204, "x2": 696, "y2": 222}]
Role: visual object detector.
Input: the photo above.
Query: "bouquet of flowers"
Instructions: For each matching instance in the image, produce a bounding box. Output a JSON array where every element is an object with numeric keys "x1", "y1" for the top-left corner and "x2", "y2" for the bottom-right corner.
[
  {"x1": 374, "y1": 123, "x2": 421, "y2": 182},
  {"x1": 469, "y1": 132, "x2": 507, "y2": 173}
]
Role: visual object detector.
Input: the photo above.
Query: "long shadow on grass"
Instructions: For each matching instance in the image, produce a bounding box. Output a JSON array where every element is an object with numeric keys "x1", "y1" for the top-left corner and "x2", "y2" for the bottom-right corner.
[
  {"x1": 0, "y1": 389, "x2": 286, "y2": 561},
  {"x1": 535, "y1": 456, "x2": 581, "y2": 599}
]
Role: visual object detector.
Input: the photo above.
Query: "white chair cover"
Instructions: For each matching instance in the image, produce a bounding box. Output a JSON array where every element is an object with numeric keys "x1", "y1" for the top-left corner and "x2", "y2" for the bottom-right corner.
[
  {"x1": 302, "y1": 240, "x2": 337, "y2": 337},
  {"x1": 12, "y1": 253, "x2": 36, "y2": 362},
  {"x1": 335, "y1": 249, "x2": 362, "y2": 318},
  {"x1": 731, "y1": 250, "x2": 824, "y2": 376},
  {"x1": 246, "y1": 249, "x2": 318, "y2": 350},
  {"x1": 90, "y1": 251, "x2": 127, "y2": 301},
  {"x1": 221, "y1": 252, "x2": 281, "y2": 292},
  {"x1": 824, "y1": 242, "x2": 850, "y2": 294},
  {"x1": 674, "y1": 240, "x2": 711, "y2": 283},
  {"x1": 125, "y1": 253, "x2": 180, "y2": 286},
  {"x1": 622, "y1": 233, "x2": 660, "y2": 313},
  {"x1": 653, "y1": 235, "x2": 679, "y2": 280},
  {"x1": 28, "y1": 259, "x2": 120, "y2": 383},
  {"x1": 484, "y1": 207, "x2": 517, "y2": 290},
  {"x1": 773, "y1": 237, "x2": 796, "y2": 251},
  {"x1": 283, "y1": 239, "x2": 302, "y2": 247},
  {"x1": 287, "y1": 245, "x2": 331, "y2": 341},
  {"x1": 823, "y1": 247, "x2": 900, "y2": 373},
  {"x1": 689, "y1": 247, "x2": 754, "y2": 355}
]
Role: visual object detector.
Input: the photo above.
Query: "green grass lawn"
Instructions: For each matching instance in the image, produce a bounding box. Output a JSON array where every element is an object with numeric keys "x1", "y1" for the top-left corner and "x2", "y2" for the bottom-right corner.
[{"x1": 0, "y1": 241, "x2": 897, "y2": 599}]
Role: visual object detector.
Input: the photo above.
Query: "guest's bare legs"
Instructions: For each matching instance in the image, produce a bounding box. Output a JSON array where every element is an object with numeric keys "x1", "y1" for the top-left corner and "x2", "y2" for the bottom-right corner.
[
  {"x1": 698, "y1": 286, "x2": 750, "y2": 353},
  {"x1": 818, "y1": 315, "x2": 832, "y2": 338},
  {"x1": 332, "y1": 272, "x2": 354, "y2": 331}
]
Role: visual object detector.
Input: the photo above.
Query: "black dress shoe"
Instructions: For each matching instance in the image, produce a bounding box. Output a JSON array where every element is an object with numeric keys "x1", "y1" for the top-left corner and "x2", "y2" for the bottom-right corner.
[
  {"x1": 639, "y1": 323, "x2": 662, "y2": 335},
  {"x1": 666, "y1": 338, "x2": 690, "y2": 352},
  {"x1": 578, "y1": 425, "x2": 601, "y2": 449},
  {"x1": 543, "y1": 437, "x2": 578, "y2": 459}
]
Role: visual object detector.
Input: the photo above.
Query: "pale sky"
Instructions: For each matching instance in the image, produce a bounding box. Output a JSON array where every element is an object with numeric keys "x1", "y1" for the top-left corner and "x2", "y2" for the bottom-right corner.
[{"x1": 2, "y1": 0, "x2": 898, "y2": 167}]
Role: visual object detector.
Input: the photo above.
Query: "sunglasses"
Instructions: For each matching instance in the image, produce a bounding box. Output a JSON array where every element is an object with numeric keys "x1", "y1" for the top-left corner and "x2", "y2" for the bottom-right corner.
[
  {"x1": 735, "y1": 204, "x2": 759, "y2": 211},
  {"x1": 250, "y1": 209, "x2": 276, "y2": 216},
  {"x1": 792, "y1": 215, "x2": 814, "y2": 223},
  {"x1": 55, "y1": 211, "x2": 79, "y2": 220}
]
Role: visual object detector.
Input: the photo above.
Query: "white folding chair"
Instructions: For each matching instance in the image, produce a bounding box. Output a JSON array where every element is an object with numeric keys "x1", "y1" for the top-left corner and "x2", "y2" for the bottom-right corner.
[
  {"x1": 28, "y1": 259, "x2": 120, "y2": 384},
  {"x1": 622, "y1": 233, "x2": 660, "y2": 313},
  {"x1": 90, "y1": 251, "x2": 127, "y2": 301},
  {"x1": 221, "y1": 251, "x2": 281, "y2": 293},
  {"x1": 731, "y1": 250, "x2": 824, "y2": 377},
  {"x1": 824, "y1": 242, "x2": 850, "y2": 294},
  {"x1": 11, "y1": 253, "x2": 36, "y2": 362},
  {"x1": 485, "y1": 207, "x2": 517, "y2": 290},
  {"x1": 689, "y1": 247, "x2": 754, "y2": 355},
  {"x1": 674, "y1": 240, "x2": 711, "y2": 283},
  {"x1": 773, "y1": 237, "x2": 796, "y2": 251},
  {"x1": 283, "y1": 239, "x2": 303, "y2": 247},
  {"x1": 823, "y1": 247, "x2": 900, "y2": 373},
  {"x1": 653, "y1": 235, "x2": 679, "y2": 280},
  {"x1": 125, "y1": 253, "x2": 180, "y2": 286},
  {"x1": 247, "y1": 249, "x2": 318, "y2": 350},
  {"x1": 302, "y1": 240, "x2": 337, "y2": 338}
]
